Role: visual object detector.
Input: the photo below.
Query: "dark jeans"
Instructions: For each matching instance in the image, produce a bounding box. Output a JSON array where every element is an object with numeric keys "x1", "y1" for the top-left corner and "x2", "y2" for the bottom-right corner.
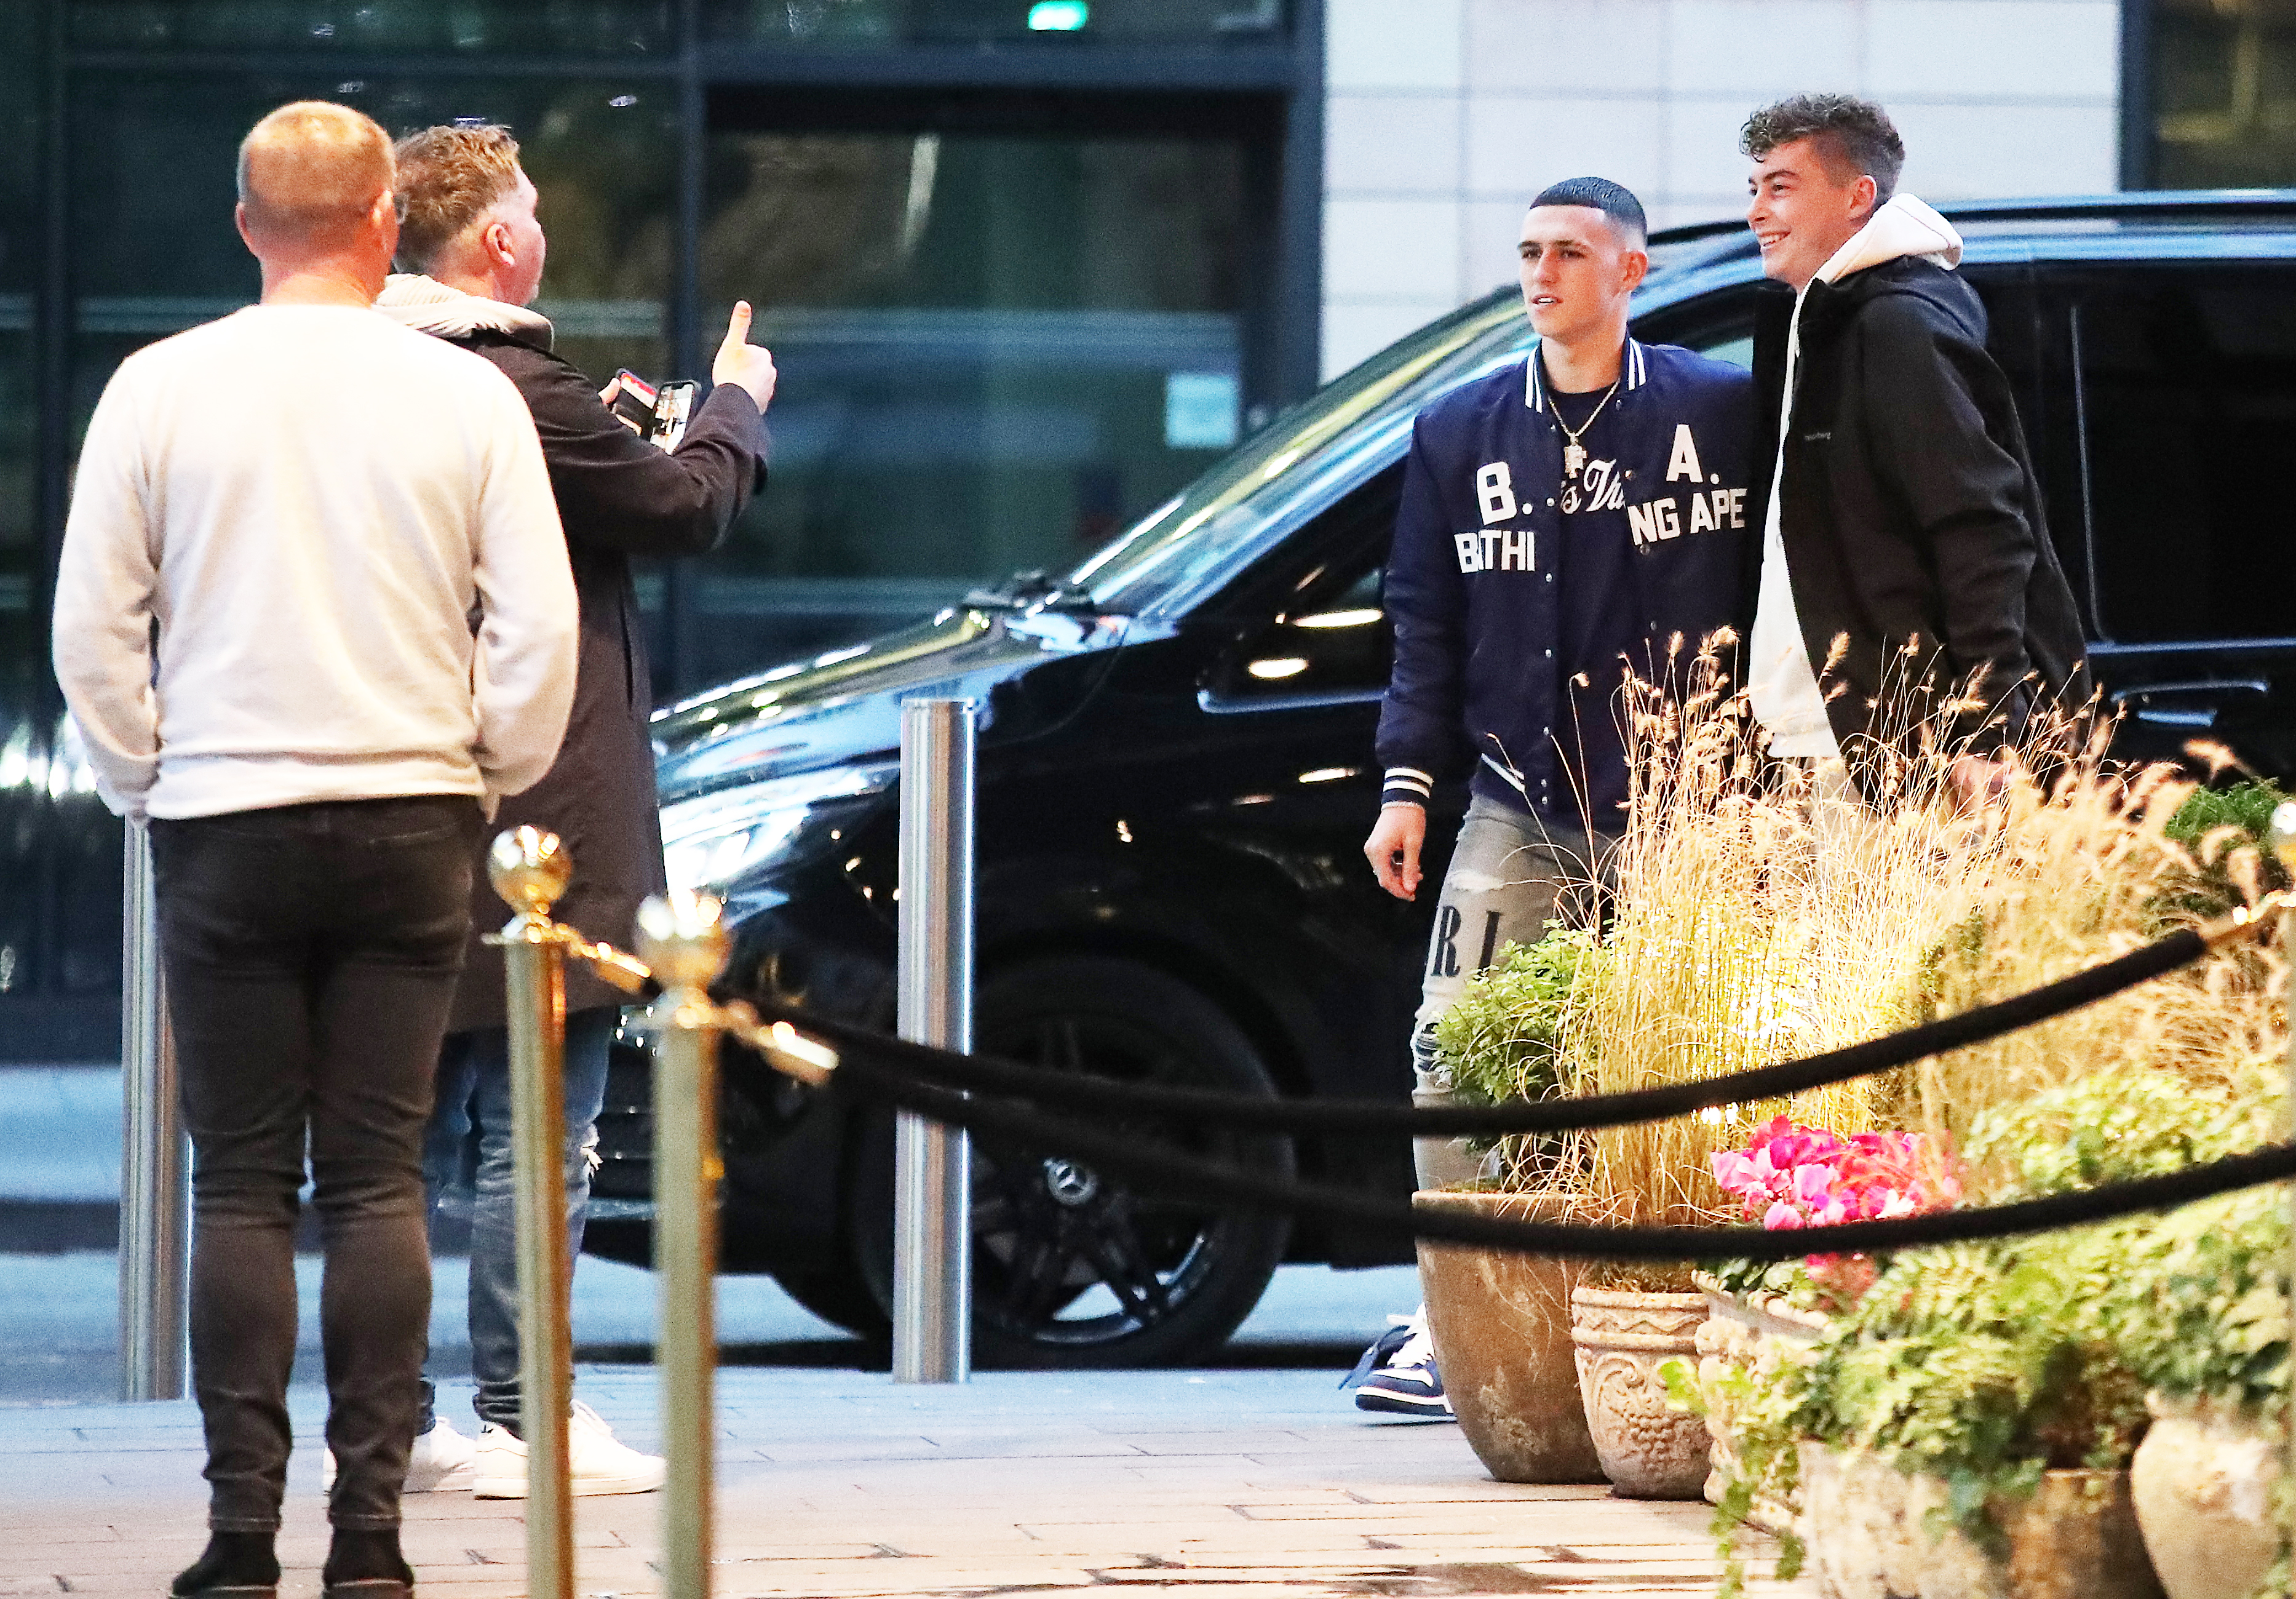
[
  {"x1": 421, "y1": 1008, "x2": 616, "y2": 1434},
  {"x1": 151, "y1": 795, "x2": 482, "y2": 1533}
]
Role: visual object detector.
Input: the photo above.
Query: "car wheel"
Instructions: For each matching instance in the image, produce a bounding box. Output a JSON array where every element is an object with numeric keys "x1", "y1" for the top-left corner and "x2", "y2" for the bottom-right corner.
[
  {"x1": 771, "y1": 1265, "x2": 892, "y2": 1339},
  {"x1": 859, "y1": 955, "x2": 1294, "y2": 1368}
]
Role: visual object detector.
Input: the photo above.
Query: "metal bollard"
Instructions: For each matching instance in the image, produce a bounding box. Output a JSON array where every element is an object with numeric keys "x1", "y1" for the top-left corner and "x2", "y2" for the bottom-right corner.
[
  {"x1": 486, "y1": 829, "x2": 578, "y2": 1599},
  {"x1": 637, "y1": 892, "x2": 731, "y2": 1599},
  {"x1": 119, "y1": 819, "x2": 189, "y2": 1402},
  {"x1": 894, "y1": 697, "x2": 977, "y2": 1384}
]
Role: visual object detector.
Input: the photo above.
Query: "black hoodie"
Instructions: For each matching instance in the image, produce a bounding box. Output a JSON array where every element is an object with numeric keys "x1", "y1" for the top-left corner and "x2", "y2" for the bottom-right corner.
[{"x1": 1748, "y1": 239, "x2": 2091, "y2": 758}]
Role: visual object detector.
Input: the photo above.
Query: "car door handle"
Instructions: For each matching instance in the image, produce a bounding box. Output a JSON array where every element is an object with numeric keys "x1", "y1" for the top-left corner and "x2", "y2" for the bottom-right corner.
[{"x1": 2109, "y1": 679, "x2": 2269, "y2": 728}]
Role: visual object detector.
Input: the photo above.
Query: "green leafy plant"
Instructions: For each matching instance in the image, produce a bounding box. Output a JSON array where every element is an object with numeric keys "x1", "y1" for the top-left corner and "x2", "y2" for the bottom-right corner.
[
  {"x1": 1713, "y1": 1063, "x2": 2290, "y2": 1589},
  {"x1": 1760, "y1": 1237, "x2": 2147, "y2": 1555},
  {"x1": 1662, "y1": 1349, "x2": 1807, "y2": 1598},
  {"x1": 1431, "y1": 923, "x2": 1599, "y2": 1107},
  {"x1": 1960, "y1": 1063, "x2": 2281, "y2": 1202},
  {"x1": 2158, "y1": 778, "x2": 2291, "y2": 923}
]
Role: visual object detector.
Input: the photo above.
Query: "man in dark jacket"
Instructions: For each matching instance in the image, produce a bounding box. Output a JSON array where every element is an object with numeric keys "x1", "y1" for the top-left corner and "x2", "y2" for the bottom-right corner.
[
  {"x1": 1353, "y1": 177, "x2": 1753, "y2": 1417},
  {"x1": 373, "y1": 123, "x2": 772, "y2": 1498},
  {"x1": 1738, "y1": 94, "x2": 2089, "y2": 784}
]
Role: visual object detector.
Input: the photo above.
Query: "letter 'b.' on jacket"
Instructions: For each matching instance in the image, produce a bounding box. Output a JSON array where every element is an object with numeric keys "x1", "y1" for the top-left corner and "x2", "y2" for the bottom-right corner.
[{"x1": 1376, "y1": 340, "x2": 1755, "y2": 834}]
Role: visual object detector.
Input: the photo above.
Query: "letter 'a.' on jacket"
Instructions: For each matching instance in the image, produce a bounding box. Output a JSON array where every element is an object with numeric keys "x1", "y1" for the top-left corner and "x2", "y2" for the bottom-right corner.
[{"x1": 1376, "y1": 340, "x2": 1754, "y2": 834}]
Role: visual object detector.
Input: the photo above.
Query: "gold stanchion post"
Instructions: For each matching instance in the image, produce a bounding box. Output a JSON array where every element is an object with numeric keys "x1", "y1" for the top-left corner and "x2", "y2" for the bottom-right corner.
[
  {"x1": 637, "y1": 890, "x2": 731, "y2": 1599},
  {"x1": 486, "y1": 827, "x2": 578, "y2": 1599}
]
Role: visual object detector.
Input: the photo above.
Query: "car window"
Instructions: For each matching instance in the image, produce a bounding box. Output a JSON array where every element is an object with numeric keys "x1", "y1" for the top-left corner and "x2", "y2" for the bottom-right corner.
[
  {"x1": 1630, "y1": 285, "x2": 1758, "y2": 367},
  {"x1": 1201, "y1": 468, "x2": 1401, "y2": 709},
  {"x1": 1070, "y1": 294, "x2": 1531, "y2": 619},
  {"x1": 2067, "y1": 267, "x2": 2296, "y2": 644}
]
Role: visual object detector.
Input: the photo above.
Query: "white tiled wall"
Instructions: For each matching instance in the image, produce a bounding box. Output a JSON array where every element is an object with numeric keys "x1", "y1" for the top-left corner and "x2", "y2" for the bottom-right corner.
[{"x1": 1320, "y1": 0, "x2": 2122, "y2": 377}]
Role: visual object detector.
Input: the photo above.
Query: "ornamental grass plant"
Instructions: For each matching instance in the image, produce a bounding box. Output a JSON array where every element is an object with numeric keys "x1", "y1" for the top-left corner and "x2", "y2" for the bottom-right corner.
[
  {"x1": 1462, "y1": 639, "x2": 2001, "y2": 1285},
  {"x1": 1437, "y1": 637, "x2": 2289, "y2": 1293}
]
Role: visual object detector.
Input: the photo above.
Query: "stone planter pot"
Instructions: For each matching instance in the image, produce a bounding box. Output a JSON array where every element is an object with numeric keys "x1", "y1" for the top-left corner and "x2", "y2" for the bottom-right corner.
[
  {"x1": 2129, "y1": 1394, "x2": 2278, "y2": 1599},
  {"x1": 1568, "y1": 1285, "x2": 1712, "y2": 1499},
  {"x1": 1800, "y1": 1443, "x2": 2164, "y2": 1599},
  {"x1": 1413, "y1": 1190, "x2": 1603, "y2": 1484},
  {"x1": 1693, "y1": 1274, "x2": 1829, "y2": 1533}
]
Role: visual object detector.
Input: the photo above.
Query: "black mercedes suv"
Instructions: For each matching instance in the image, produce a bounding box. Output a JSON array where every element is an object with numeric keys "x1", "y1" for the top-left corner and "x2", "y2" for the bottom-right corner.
[{"x1": 586, "y1": 192, "x2": 2296, "y2": 1365}]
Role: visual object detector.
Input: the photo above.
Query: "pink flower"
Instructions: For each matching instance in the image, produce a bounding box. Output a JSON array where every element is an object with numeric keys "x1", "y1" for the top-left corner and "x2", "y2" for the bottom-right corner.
[
  {"x1": 1763, "y1": 1200, "x2": 1805, "y2": 1230},
  {"x1": 1792, "y1": 1163, "x2": 1836, "y2": 1206},
  {"x1": 1711, "y1": 1150, "x2": 1761, "y2": 1194}
]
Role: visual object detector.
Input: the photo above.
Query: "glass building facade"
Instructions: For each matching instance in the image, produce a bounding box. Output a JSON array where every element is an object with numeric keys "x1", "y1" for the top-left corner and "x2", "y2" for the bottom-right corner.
[{"x1": 2, "y1": 0, "x2": 1322, "y2": 1059}]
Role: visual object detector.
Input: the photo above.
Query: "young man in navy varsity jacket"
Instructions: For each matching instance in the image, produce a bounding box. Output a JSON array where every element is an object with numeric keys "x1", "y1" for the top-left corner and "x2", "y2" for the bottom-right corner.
[{"x1": 1348, "y1": 178, "x2": 1753, "y2": 1416}]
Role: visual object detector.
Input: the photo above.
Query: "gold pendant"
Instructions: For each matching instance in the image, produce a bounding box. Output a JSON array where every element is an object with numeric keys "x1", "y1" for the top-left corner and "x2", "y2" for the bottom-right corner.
[{"x1": 1563, "y1": 441, "x2": 1586, "y2": 478}]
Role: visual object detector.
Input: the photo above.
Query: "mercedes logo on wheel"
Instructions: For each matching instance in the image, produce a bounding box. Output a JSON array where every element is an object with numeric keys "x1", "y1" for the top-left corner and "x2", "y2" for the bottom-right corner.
[{"x1": 1041, "y1": 1157, "x2": 1101, "y2": 1206}]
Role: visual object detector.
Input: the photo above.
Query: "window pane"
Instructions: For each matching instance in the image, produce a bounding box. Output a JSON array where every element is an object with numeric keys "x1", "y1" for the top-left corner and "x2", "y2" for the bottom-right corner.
[
  {"x1": 692, "y1": 128, "x2": 1249, "y2": 683},
  {"x1": 71, "y1": 1, "x2": 673, "y2": 57},
  {"x1": 702, "y1": 0, "x2": 1285, "y2": 46},
  {"x1": 2152, "y1": 0, "x2": 2296, "y2": 186},
  {"x1": 71, "y1": 70, "x2": 672, "y2": 380},
  {"x1": 2073, "y1": 268, "x2": 2296, "y2": 642}
]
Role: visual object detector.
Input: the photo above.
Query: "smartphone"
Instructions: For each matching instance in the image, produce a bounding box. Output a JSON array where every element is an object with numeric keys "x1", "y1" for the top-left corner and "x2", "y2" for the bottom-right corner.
[{"x1": 611, "y1": 369, "x2": 699, "y2": 451}]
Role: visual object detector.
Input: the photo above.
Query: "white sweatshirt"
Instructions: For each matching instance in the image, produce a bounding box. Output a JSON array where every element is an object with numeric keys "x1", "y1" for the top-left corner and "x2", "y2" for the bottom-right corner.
[
  {"x1": 52, "y1": 304, "x2": 578, "y2": 821},
  {"x1": 1746, "y1": 195, "x2": 1964, "y2": 758}
]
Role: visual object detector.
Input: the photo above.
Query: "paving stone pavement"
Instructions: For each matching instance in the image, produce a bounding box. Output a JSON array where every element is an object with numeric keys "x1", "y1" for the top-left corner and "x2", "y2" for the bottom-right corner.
[{"x1": 0, "y1": 1366, "x2": 1818, "y2": 1599}]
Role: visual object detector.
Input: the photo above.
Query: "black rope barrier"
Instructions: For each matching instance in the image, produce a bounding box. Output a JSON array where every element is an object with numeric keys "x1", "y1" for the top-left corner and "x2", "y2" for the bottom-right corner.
[
  {"x1": 832, "y1": 1052, "x2": 2296, "y2": 1261},
  {"x1": 760, "y1": 926, "x2": 2212, "y2": 1137}
]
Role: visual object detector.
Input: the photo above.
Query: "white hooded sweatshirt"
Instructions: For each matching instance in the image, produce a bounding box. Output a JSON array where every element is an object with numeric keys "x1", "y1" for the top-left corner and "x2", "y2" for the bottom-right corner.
[{"x1": 1745, "y1": 195, "x2": 1964, "y2": 757}]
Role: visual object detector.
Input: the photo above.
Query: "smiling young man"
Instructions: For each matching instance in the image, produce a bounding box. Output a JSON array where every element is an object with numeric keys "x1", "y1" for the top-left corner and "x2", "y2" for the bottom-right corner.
[
  {"x1": 1738, "y1": 94, "x2": 2088, "y2": 783},
  {"x1": 1349, "y1": 177, "x2": 1753, "y2": 1416}
]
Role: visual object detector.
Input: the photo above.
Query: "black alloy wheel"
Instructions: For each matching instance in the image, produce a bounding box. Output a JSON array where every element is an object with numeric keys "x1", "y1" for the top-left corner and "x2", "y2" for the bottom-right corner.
[{"x1": 859, "y1": 955, "x2": 1294, "y2": 1368}]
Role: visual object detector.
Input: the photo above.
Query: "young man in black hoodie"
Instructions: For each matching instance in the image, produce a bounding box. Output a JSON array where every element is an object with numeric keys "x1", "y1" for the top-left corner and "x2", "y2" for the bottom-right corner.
[
  {"x1": 372, "y1": 124, "x2": 773, "y2": 1499},
  {"x1": 1739, "y1": 94, "x2": 2088, "y2": 785}
]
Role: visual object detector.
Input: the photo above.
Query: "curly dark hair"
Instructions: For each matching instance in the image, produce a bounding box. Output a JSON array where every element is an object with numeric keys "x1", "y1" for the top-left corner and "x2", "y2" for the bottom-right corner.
[{"x1": 1740, "y1": 94, "x2": 1904, "y2": 203}]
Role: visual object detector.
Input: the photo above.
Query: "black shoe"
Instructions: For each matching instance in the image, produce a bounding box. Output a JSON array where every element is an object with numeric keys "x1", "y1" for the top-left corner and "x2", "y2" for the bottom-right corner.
[
  {"x1": 170, "y1": 1533, "x2": 279, "y2": 1599},
  {"x1": 321, "y1": 1529, "x2": 411, "y2": 1599}
]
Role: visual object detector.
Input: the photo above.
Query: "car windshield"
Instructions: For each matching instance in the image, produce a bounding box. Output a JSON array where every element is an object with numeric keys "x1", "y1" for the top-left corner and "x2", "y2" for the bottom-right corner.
[
  {"x1": 1065, "y1": 290, "x2": 1532, "y2": 617},
  {"x1": 1063, "y1": 226, "x2": 1744, "y2": 618}
]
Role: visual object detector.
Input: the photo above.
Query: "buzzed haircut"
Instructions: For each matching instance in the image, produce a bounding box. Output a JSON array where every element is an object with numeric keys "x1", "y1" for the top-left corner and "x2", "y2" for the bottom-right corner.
[
  {"x1": 392, "y1": 123, "x2": 523, "y2": 274},
  {"x1": 1741, "y1": 94, "x2": 1905, "y2": 204},
  {"x1": 237, "y1": 101, "x2": 393, "y2": 242},
  {"x1": 1529, "y1": 177, "x2": 1647, "y2": 247}
]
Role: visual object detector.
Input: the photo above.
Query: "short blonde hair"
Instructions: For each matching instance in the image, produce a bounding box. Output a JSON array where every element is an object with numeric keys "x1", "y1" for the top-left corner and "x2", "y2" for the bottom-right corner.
[
  {"x1": 391, "y1": 124, "x2": 523, "y2": 274},
  {"x1": 237, "y1": 101, "x2": 394, "y2": 242}
]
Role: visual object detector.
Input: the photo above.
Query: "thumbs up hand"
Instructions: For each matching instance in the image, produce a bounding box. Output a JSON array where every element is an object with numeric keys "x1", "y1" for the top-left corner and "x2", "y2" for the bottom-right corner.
[{"x1": 712, "y1": 301, "x2": 777, "y2": 413}]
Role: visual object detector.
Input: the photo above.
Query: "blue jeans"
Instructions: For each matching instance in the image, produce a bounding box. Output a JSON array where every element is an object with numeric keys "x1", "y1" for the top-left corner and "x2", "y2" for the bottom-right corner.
[{"x1": 421, "y1": 1007, "x2": 616, "y2": 1434}]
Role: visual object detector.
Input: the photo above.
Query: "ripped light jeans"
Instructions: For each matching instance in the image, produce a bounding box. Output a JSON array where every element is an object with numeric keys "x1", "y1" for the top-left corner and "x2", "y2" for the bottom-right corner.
[
  {"x1": 421, "y1": 1007, "x2": 616, "y2": 1434},
  {"x1": 1409, "y1": 795, "x2": 1611, "y2": 1189}
]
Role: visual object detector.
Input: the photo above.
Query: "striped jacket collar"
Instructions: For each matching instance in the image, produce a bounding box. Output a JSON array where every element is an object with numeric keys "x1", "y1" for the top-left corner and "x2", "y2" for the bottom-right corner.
[{"x1": 1523, "y1": 337, "x2": 1648, "y2": 412}]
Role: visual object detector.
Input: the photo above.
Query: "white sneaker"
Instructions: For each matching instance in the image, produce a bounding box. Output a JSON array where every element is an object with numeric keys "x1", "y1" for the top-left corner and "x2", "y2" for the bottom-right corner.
[
  {"x1": 470, "y1": 1400, "x2": 666, "y2": 1499},
  {"x1": 320, "y1": 1418, "x2": 479, "y2": 1493}
]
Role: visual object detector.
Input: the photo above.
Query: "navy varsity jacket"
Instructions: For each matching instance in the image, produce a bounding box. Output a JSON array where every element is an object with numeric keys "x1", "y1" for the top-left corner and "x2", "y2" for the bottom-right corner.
[{"x1": 1375, "y1": 339, "x2": 1755, "y2": 833}]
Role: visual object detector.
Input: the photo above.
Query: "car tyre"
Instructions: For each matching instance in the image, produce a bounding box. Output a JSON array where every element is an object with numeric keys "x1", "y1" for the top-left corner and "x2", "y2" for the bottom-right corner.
[{"x1": 856, "y1": 955, "x2": 1294, "y2": 1368}]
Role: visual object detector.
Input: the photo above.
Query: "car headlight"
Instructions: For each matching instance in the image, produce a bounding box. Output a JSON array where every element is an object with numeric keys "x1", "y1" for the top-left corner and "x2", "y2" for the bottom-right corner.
[{"x1": 659, "y1": 762, "x2": 896, "y2": 893}]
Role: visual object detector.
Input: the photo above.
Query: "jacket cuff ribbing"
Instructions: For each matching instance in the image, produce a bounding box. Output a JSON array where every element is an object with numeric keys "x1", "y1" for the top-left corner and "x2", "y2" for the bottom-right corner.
[{"x1": 1381, "y1": 767, "x2": 1433, "y2": 808}]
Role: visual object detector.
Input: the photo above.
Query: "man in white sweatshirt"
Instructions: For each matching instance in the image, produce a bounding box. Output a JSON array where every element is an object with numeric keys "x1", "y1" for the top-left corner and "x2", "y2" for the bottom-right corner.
[
  {"x1": 1738, "y1": 94, "x2": 2089, "y2": 791},
  {"x1": 50, "y1": 101, "x2": 576, "y2": 1599}
]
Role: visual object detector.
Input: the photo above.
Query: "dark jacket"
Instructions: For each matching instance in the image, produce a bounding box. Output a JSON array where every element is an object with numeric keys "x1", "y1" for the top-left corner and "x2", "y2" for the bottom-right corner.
[
  {"x1": 1377, "y1": 340, "x2": 1754, "y2": 832},
  {"x1": 1750, "y1": 255, "x2": 2091, "y2": 755},
  {"x1": 378, "y1": 281, "x2": 768, "y2": 1028}
]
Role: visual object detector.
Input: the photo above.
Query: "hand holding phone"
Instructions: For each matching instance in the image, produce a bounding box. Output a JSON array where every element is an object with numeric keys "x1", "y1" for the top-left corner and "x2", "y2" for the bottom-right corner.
[{"x1": 608, "y1": 369, "x2": 697, "y2": 451}]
